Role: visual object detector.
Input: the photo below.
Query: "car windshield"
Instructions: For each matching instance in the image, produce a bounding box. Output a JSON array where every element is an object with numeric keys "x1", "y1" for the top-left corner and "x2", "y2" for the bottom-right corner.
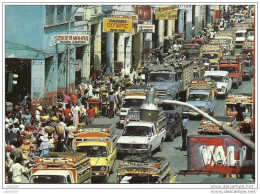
[
  {"x1": 76, "y1": 146, "x2": 108, "y2": 157},
  {"x1": 123, "y1": 126, "x2": 151, "y2": 136},
  {"x1": 206, "y1": 75, "x2": 225, "y2": 82},
  {"x1": 148, "y1": 73, "x2": 174, "y2": 82},
  {"x1": 219, "y1": 66, "x2": 238, "y2": 73},
  {"x1": 31, "y1": 175, "x2": 66, "y2": 184},
  {"x1": 120, "y1": 175, "x2": 159, "y2": 183},
  {"x1": 123, "y1": 99, "x2": 144, "y2": 108},
  {"x1": 236, "y1": 33, "x2": 245, "y2": 37},
  {"x1": 188, "y1": 94, "x2": 209, "y2": 101},
  {"x1": 202, "y1": 53, "x2": 219, "y2": 59}
]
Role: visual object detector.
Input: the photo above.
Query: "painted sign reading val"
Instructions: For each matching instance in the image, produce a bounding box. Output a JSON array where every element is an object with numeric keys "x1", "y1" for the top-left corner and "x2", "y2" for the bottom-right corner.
[{"x1": 103, "y1": 18, "x2": 132, "y2": 33}]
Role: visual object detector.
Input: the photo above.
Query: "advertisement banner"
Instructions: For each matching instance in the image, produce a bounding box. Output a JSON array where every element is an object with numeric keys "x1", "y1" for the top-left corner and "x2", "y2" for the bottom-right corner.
[
  {"x1": 103, "y1": 18, "x2": 132, "y2": 33},
  {"x1": 155, "y1": 10, "x2": 178, "y2": 20},
  {"x1": 137, "y1": 24, "x2": 155, "y2": 33},
  {"x1": 55, "y1": 34, "x2": 89, "y2": 45},
  {"x1": 111, "y1": 14, "x2": 138, "y2": 23},
  {"x1": 187, "y1": 135, "x2": 255, "y2": 174}
]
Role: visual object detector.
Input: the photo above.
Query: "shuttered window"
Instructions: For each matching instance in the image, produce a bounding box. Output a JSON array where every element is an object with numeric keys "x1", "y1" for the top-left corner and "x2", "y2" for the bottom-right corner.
[
  {"x1": 66, "y1": 5, "x2": 72, "y2": 21},
  {"x1": 57, "y1": 5, "x2": 64, "y2": 23},
  {"x1": 46, "y1": 5, "x2": 54, "y2": 25}
]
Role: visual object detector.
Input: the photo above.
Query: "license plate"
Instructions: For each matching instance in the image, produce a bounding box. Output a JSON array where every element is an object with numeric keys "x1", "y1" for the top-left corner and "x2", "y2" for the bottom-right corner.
[{"x1": 95, "y1": 173, "x2": 99, "y2": 175}]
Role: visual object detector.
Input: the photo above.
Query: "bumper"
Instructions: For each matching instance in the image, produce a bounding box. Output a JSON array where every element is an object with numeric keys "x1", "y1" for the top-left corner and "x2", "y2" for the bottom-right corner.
[
  {"x1": 243, "y1": 74, "x2": 251, "y2": 78},
  {"x1": 117, "y1": 148, "x2": 148, "y2": 154},
  {"x1": 92, "y1": 171, "x2": 108, "y2": 177}
]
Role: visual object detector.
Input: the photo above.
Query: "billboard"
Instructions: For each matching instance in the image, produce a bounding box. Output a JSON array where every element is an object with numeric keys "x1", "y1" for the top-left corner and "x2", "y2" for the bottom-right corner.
[
  {"x1": 137, "y1": 24, "x2": 155, "y2": 33},
  {"x1": 155, "y1": 5, "x2": 178, "y2": 20},
  {"x1": 134, "y1": 6, "x2": 152, "y2": 22},
  {"x1": 187, "y1": 135, "x2": 255, "y2": 174},
  {"x1": 111, "y1": 14, "x2": 138, "y2": 23},
  {"x1": 103, "y1": 18, "x2": 132, "y2": 33},
  {"x1": 55, "y1": 34, "x2": 89, "y2": 45}
]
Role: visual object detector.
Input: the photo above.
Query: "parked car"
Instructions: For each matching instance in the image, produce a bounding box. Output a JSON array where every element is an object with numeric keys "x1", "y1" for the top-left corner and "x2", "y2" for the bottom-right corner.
[{"x1": 164, "y1": 110, "x2": 182, "y2": 141}]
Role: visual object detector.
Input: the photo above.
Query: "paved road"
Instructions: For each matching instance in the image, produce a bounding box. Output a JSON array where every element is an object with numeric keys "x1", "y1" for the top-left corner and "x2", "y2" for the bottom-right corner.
[
  {"x1": 107, "y1": 77, "x2": 254, "y2": 183},
  {"x1": 21, "y1": 78, "x2": 253, "y2": 184}
]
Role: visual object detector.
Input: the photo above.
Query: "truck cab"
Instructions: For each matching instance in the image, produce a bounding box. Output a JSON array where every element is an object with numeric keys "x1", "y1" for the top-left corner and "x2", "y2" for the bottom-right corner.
[
  {"x1": 30, "y1": 152, "x2": 92, "y2": 184},
  {"x1": 204, "y1": 70, "x2": 232, "y2": 97},
  {"x1": 200, "y1": 44, "x2": 223, "y2": 70},
  {"x1": 116, "y1": 155, "x2": 176, "y2": 183},
  {"x1": 147, "y1": 70, "x2": 180, "y2": 100},
  {"x1": 74, "y1": 125, "x2": 117, "y2": 182},
  {"x1": 183, "y1": 79, "x2": 218, "y2": 117},
  {"x1": 117, "y1": 110, "x2": 167, "y2": 158},
  {"x1": 235, "y1": 29, "x2": 247, "y2": 48},
  {"x1": 218, "y1": 57, "x2": 244, "y2": 89},
  {"x1": 119, "y1": 86, "x2": 146, "y2": 125}
]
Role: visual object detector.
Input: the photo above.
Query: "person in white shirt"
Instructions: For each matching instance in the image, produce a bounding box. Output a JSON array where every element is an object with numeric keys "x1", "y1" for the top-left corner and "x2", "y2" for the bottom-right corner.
[
  {"x1": 71, "y1": 103, "x2": 80, "y2": 129},
  {"x1": 128, "y1": 68, "x2": 135, "y2": 82},
  {"x1": 9, "y1": 157, "x2": 29, "y2": 183}
]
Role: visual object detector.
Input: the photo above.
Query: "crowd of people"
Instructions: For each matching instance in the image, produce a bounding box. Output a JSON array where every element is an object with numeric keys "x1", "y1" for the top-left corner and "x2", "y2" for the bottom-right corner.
[{"x1": 4, "y1": 68, "x2": 145, "y2": 183}]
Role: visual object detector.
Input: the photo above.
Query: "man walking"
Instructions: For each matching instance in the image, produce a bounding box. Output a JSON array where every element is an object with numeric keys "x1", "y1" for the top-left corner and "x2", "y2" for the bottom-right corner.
[{"x1": 181, "y1": 113, "x2": 189, "y2": 151}]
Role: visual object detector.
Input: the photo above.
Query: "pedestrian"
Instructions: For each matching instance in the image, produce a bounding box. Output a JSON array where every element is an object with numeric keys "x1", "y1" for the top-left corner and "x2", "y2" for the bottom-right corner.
[
  {"x1": 65, "y1": 126, "x2": 76, "y2": 148},
  {"x1": 108, "y1": 89, "x2": 115, "y2": 118},
  {"x1": 128, "y1": 68, "x2": 136, "y2": 82},
  {"x1": 64, "y1": 104, "x2": 72, "y2": 126},
  {"x1": 22, "y1": 109, "x2": 32, "y2": 126},
  {"x1": 9, "y1": 157, "x2": 30, "y2": 183},
  {"x1": 181, "y1": 113, "x2": 189, "y2": 151},
  {"x1": 86, "y1": 105, "x2": 95, "y2": 125},
  {"x1": 39, "y1": 133, "x2": 50, "y2": 157},
  {"x1": 71, "y1": 102, "x2": 80, "y2": 129},
  {"x1": 35, "y1": 106, "x2": 42, "y2": 123}
]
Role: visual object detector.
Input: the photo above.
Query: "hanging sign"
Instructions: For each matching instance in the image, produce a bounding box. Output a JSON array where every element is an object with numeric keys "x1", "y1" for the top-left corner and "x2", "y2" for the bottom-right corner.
[
  {"x1": 103, "y1": 18, "x2": 132, "y2": 33},
  {"x1": 137, "y1": 24, "x2": 155, "y2": 33},
  {"x1": 55, "y1": 34, "x2": 89, "y2": 45}
]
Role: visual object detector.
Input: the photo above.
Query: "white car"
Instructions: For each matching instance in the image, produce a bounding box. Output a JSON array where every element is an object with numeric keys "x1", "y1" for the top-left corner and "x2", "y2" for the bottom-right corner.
[
  {"x1": 204, "y1": 71, "x2": 232, "y2": 97},
  {"x1": 116, "y1": 121, "x2": 166, "y2": 157}
]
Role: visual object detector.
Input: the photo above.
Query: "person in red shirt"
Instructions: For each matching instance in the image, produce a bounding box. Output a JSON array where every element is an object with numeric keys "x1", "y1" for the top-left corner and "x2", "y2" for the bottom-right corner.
[
  {"x1": 86, "y1": 105, "x2": 95, "y2": 125},
  {"x1": 63, "y1": 104, "x2": 72, "y2": 126}
]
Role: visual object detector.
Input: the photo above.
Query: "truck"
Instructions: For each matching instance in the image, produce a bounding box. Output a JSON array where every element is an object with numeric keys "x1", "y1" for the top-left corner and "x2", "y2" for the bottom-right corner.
[
  {"x1": 210, "y1": 38, "x2": 234, "y2": 55},
  {"x1": 146, "y1": 60, "x2": 194, "y2": 101},
  {"x1": 198, "y1": 116, "x2": 238, "y2": 135},
  {"x1": 182, "y1": 78, "x2": 217, "y2": 117},
  {"x1": 225, "y1": 93, "x2": 253, "y2": 134},
  {"x1": 242, "y1": 41, "x2": 254, "y2": 54},
  {"x1": 73, "y1": 124, "x2": 117, "y2": 182},
  {"x1": 181, "y1": 41, "x2": 201, "y2": 59},
  {"x1": 30, "y1": 152, "x2": 92, "y2": 183},
  {"x1": 204, "y1": 71, "x2": 232, "y2": 97},
  {"x1": 116, "y1": 155, "x2": 176, "y2": 183},
  {"x1": 116, "y1": 108, "x2": 167, "y2": 158},
  {"x1": 119, "y1": 85, "x2": 147, "y2": 127},
  {"x1": 235, "y1": 29, "x2": 247, "y2": 48},
  {"x1": 200, "y1": 44, "x2": 224, "y2": 70},
  {"x1": 218, "y1": 56, "x2": 244, "y2": 89}
]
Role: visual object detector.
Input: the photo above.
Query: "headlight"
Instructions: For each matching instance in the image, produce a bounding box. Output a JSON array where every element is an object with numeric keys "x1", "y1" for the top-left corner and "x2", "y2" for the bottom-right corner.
[
  {"x1": 199, "y1": 106, "x2": 206, "y2": 111},
  {"x1": 141, "y1": 144, "x2": 148, "y2": 149},
  {"x1": 100, "y1": 166, "x2": 106, "y2": 171},
  {"x1": 221, "y1": 86, "x2": 225, "y2": 92},
  {"x1": 166, "y1": 89, "x2": 172, "y2": 95}
]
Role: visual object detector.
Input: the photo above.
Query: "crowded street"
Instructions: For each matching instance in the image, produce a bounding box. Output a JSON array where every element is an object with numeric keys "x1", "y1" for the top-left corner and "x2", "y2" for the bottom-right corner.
[{"x1": 4, "y1": 3, "x2": 256, "y2": 188}]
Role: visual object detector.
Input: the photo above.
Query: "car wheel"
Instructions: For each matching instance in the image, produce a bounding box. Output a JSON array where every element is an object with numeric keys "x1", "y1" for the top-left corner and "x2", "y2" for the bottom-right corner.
[
  {"x1": 158, "y1": 140, "x2": 163, "y2": 151},
  {"x1": 233, "y1": 82, "x2": 238, "y2": 89},
  {"x1": 239, "y1": 80, "x2": 242, "y2": 85}
]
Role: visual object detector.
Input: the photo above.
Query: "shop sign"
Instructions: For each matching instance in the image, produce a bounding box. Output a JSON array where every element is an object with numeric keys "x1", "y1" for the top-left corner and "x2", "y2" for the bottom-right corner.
[
  {"x1": 155, "y1": 10, "x2": 178, "y2": 20},
  {"x1": 55, "y1": 34, "x2": 89, "y2": 45},
  {"x1": 103, "y1": 18, "x2": 132, "y2": 33},
  {"x1": 111, "y1": 14, "x2": 138, "y2": 23},
  {"x1": 137, "y1": 24, "x2": 155, "y2": 33}
]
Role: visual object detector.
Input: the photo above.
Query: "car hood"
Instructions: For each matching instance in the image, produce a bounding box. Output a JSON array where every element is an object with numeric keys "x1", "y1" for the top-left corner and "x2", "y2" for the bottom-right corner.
[
  {"x1": 117, "y1": 136, "x2": 150, "y2": 144},
  {"x1": 89, "y1": 157, "x2": 108, "y2": 167},
  {"x1": 186, "y1": 101, "x2": 208, "y2": 107}
]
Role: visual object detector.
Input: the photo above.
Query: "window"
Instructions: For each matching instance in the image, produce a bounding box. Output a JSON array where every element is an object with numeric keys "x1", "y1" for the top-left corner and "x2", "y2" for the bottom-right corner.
[
  {"x1": 46, "y1": 5, "x2": 55, "y2": 25},
  {"x1": 57, "y1": 5, "x2": 64, "y2": 23},
  {"x1": 66, "y1": 5, "x2": 72, "y2": 21}
]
